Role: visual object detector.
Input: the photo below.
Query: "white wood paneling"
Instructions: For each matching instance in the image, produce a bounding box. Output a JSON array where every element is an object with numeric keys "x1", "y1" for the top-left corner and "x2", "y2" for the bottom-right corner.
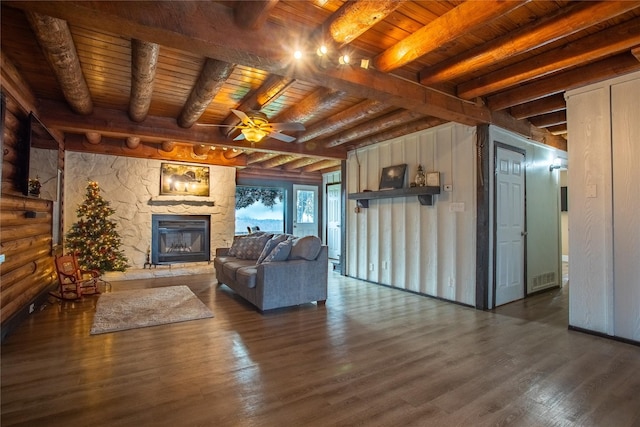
[
  {"x1": 346, "y1": 123, "x2": 477, "y2": 305},
  {"x1": 566, "y1": 71, "x2": 640, "y2": 340},
  {"x1": 611, "y1": 77, "x2": 640, "y2": 341}
]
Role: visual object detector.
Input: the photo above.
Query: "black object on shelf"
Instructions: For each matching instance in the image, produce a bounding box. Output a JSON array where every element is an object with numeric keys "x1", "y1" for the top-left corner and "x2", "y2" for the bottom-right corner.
[{"x1": 348, "y1": 186, "x2": 441, "y2": 207}]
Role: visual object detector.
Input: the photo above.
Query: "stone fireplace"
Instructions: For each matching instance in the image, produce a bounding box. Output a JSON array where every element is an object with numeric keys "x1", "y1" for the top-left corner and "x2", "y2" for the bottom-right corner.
[{"x1": 151, "y1": 214, "x2": 211, "y2": 265}]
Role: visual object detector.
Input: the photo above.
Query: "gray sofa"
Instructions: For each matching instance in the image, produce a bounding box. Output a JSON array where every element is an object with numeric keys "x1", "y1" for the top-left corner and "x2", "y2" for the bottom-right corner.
[{"x1": 214, "y1": 233, "x2": 328, "y2": 311}]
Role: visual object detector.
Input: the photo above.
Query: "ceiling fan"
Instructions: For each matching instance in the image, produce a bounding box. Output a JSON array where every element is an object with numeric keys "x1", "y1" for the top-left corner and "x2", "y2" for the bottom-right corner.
[{"x1": 198, "y1": 109, "x2": 305, "y2": 143}]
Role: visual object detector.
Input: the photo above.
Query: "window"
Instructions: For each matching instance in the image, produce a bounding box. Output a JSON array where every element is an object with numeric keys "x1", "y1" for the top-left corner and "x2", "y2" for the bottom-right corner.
[
  {"x1": 296, "y1": 190, "x2": 315, "y2": 224},
  {"x1": 235, "y1": 186, "x2": 284, "y2": 234}
]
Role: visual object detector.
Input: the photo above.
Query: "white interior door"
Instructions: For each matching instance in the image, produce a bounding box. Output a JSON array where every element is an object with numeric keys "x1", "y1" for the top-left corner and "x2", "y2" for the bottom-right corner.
[
  {"x1": 495, "y1": 147, "x2": 526, "y2": 306},
  {"x1": 326, "y1": 183, "x2": 341, "y2": 259},
  {"x1": 293, "y1": 184, "x2": 318, "y2": 237}
]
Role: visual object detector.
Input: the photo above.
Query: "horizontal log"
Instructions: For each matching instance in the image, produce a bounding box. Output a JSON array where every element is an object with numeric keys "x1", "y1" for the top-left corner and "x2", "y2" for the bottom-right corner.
[
  {"x1": 1, "y1": 257, "x2": 47, "y2": 292},
  {"x1": 0, "y1": 267, "x2": 54, "y2": 324},
  {"x1": 528, "y1": 111, "x2": 567, "y2": 128},
  {"x1": 0, "y1": 194, "x2": 53, "y2": 211},
  {"x1": 0, "y1": 241, "x2": 52, "y2": 277},
  {"x1": 0, "y1": 223, "x2": 52, "y2": 245},
  {"x1": 0, "y1": 210, "x2": 52, "y2": 226},
  {"x1": 487, "y1": 52, "x2": 640, "y2": 110},
  {"x1": 509, "y1": 94, "x2": 567, "y2": 120},
  {"x1": 1, "y1": 262, "x2": 54, "y2": 307}
]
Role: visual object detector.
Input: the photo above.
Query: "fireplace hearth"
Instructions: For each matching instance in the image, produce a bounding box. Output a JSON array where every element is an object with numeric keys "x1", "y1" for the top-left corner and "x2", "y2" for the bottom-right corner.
[{"x1": 151, "y1": 215, "x2": 210, "y2": 265}]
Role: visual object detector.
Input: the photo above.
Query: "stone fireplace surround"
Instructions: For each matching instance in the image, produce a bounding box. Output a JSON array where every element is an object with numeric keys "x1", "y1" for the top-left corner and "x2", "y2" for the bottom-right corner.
[{"x1": 64, "y1": 152, "x2": 236, "y2": 280}]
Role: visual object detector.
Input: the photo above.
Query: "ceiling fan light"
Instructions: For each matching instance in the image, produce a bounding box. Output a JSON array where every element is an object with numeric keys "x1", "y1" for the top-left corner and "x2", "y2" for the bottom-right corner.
[{"x1": 242, "y1": 127, "x2": 267, "y2": 143}]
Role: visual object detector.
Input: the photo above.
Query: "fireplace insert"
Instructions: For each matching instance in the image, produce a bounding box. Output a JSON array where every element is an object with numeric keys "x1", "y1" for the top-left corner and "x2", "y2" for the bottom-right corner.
[{"x1": 151, "y1": 215, "x2": 210, "y2": 264}]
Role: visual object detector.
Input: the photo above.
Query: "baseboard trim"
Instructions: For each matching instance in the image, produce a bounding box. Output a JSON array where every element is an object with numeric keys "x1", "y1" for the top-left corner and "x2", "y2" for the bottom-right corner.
[{"x1": 568, "y1": 325, "x2": 639, "y2": 347}]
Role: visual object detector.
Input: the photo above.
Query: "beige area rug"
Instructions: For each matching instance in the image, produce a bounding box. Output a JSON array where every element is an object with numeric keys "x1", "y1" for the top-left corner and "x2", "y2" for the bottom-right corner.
[{"x1": 90, "y1": 285, "x2": 214, "y2": 335}]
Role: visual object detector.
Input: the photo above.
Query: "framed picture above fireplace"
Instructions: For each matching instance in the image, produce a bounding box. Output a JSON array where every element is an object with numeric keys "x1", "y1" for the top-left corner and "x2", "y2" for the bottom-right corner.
[{"x1": 160, "y1": 163, "x2": 210, "y2": 197}]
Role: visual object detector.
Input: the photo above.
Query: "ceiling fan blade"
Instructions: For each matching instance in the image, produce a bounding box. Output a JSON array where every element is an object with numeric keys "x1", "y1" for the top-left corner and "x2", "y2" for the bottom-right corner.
[
  {"x1": 268, "y1": 122, "x2": 306, "y2": 132},
  {"x1": 268, "y1": 131, "x2": 296, "y2": 143},
  {"x1": 196, "y1": 123, "x2": 240, "y2": 128},
  {"x1": 233, "y1": 133, "x2": 246, "y2": 141},
  {"x1": 231, "y1": 109, "x2": 255, "y2": 127}
]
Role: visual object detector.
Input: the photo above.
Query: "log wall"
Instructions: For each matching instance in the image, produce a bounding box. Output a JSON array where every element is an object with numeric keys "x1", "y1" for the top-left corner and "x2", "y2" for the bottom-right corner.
[{"x1": 1, "y1": 91, "x2": 57, "y2": 340}]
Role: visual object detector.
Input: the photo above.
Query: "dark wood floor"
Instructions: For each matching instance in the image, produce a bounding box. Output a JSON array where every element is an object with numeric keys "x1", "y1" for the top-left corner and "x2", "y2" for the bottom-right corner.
[{"x1": 2, "y1": 267, "x2": 639, "y2": 426}]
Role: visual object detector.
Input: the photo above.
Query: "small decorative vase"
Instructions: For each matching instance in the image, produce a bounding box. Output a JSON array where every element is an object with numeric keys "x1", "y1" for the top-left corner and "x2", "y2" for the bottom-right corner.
[{"x1": 415, "y1": 165, "x2": 426, "y2": 187}]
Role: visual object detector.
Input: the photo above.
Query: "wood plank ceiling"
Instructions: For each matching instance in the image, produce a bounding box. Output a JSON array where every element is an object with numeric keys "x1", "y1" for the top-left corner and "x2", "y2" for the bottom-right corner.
[{"x1": 2, "y1": 1, "x2": 640, "y2": 175}]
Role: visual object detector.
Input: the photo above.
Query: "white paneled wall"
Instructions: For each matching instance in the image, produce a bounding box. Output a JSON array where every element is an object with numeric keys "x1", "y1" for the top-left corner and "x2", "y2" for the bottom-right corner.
[
  {"x1": 346, "y1": 123, "x2": 477, "y2": 306},
  {"x1": 566, "y1": 71, "x2": 640, "y2": 341}
]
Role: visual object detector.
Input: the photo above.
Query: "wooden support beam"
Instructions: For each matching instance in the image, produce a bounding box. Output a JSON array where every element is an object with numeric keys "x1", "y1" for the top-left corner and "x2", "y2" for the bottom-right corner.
[
  {"x1": 282, "y1": 157, "x2": 318, "y2": 171},
  {"x1": 85, "y1": 132, "x2": 101, "y2": 145},
  {"x1": 375, "y1": 0, "x2": 525, "y2": 72},
  {"x1": 509, "y1": 94, "x2": 566, "y2": 120},
  {"x1": 24, "y1": 12, "x2": 93, "y2": 115},
  {"x1": 457, "y1": 19, "x2": 640, "y2": 100},
  {"x1": 419, "y1": 1, "x2": 640, "y2": 85},
  {"x1": 7, "y1": 1, "x2": 490, "y2": 126},
  {"x1": 38, "y1": 100, "x2": 347, "y2": 159},
  {"x1": 273, "y1": 88, "x2": 346, "y2": 125},
  {"x1": 64, "y1": 134, "x2": 245, "y2": 167},
  {"x1": 125, "y1": 136, "x2": 141, "y2": 149},
  {"x1": 129, "y1": 39, "x2": 160, "y2": 122},
  {"x1": 223, "y1": 148, "x2": 244, "y2": 159},
  {"x1": 487, "y1": 52, "x2": 640, "y2": 111},
  {"x1": 302, "y1": 160, "x2": 340, "y2": 173},
  {"x1": 160, "y1": 141, "x2": 176, "y2": 152},
  {"x1": 348, "y1": 117, "x2": 447, "y2": 150},
  {"x1": 192, "y1": 144, "x2": 210, "y2": 156},
  {"x1": 246, "y1": 152, "x2": 278, "y2": 165},
  {"x1": 233, "y1": 0, "x2": 279, "y2": 30},
  {"x1": 178, "y1": 59, "x2": 235, "y2": 128},
  {"x1": 0, "y1": 53, "x2": 38, "y2": 116},
  {"x1": 296, "y1": 99, "x2": 387, "y2": 144},
  {"x1": 324, "y1": 0, "x2": 405, "y2": 47},
  {"x1": 259, "y1": 155, "x2": 297, "y2": 169},
  {"x1": 323, "y1": 109, "x2": 425, "y2": 148},
  {"x1": 528, "y1": 111, "x2": 567, "y2": 128},
  {"x1": 632, "y1": 46, "x2": 640, "y2": 62}
]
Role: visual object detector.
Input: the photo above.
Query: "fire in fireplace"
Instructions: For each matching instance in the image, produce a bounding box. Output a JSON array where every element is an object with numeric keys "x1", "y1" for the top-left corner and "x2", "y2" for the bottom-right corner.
[{"x1": 151, "y1": 215, "x2": 210, "y2": 264}]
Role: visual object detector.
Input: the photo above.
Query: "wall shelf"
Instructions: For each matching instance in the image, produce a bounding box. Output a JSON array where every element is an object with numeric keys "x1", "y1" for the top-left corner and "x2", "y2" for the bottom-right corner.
[{"x1": 348, "y1": 186, "x2": 441, "y2": 207}]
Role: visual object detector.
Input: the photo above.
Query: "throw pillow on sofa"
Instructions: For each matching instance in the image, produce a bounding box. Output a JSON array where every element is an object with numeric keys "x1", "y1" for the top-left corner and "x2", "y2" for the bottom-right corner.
[
  {"x1": 256, "y1": 234, "x2": 288, "y2": 264},
  {"x1": 289, "y1": 235, "x2": 322, "y2": 260},
  {"x1": 230, "y1": 233, "x2": 273, "y2": 260},
  {"x1": 262, "y1": 239, "x2": 293, "y2": 262}
]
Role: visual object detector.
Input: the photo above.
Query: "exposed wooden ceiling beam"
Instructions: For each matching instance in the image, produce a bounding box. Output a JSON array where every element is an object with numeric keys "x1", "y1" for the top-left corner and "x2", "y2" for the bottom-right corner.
[
  {"x1": 259, "y1": 155, "x2": 297, "y2": 169},
  {"x1": 419, "y1": 1, "x2": 639, "y2": 85},
  {"x1": 24, "y1": 11, "x2": 93, "y2": 115},
  {"x1": 323, "y1": 109, "x2": 425, "y2": 148},
  {"x1": 296, "y1": 99, "x2": 387, "y2": 144},
  {"x1": 282, "y1": 157, "x2": 319, "y2": 171},
  {"x1": 246, "y1": 152, "x2": 279, "y2": 165},
  {"x1": 37, "y1": 100, "x2": 347, "y2": 160},
  {"x1": 273, "y1": 88, "x2": 346, "y2": 124},
  {"x1": 1, "y1": 52, "x2": 39, "y2": 116},
  {"x1": 6, "y1": 1, "x2": 491, "y2": 127},
  {"x1": 632, "y1": 46, "x2": 640, "y2": 62},
  {"x1": 487, "y1": 52, "x2": 640, "y2": 110},
  {"x1": 323, "y1": 0, "x2": 406, "y2": 47},
  {"x1": 375, "y1": 0, "x2": 526, "y2": 73},
  {"x1": 129, "y1": 39, "x2": 160, "y2": 122},
  {"x1": 64, "y1": 134, "x2": 246, "y2": 167},
  {"x1": 509, "y1": 94, "x2": 566, "y2": 120},
  {"x1": 347, "y1": 117, "x2": 447, "y2": 150},
  {"x1": 528, "y1": 111, "x2": 567, "y2": 128},
  {"x1": 457, "y1": 18, "x2": 640, "y2": 100},
  {"x1": 178, "y1": 59, "x2": 236, "y2": 128},
  {"x1": 302, "y1": 160, "x2": 339, "y2": 173},
  {"x1": 233, "y1": 0, "x2": 279, "y2": 30}
]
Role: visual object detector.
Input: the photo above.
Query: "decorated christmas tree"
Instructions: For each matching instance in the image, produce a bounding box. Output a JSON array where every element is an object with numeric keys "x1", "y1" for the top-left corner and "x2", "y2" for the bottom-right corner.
[{"x1": 65, "y1": 181, "x2": 129, "y2": 272}]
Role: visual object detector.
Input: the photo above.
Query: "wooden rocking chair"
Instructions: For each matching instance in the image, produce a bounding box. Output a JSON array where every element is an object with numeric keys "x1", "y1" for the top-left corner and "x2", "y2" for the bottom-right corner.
[{"x1": 52, "y1": 253, "x2": 102, "y2": 300}]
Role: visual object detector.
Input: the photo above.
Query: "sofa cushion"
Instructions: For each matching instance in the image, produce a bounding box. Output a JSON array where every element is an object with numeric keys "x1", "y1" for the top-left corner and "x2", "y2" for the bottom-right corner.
[
  {"x1": 289, "y1": 235, "x2": 322, "y2": 260},
  {"x1": 262, "y1": 239, "x2": 292, "y2": 262},
  {"x1": 236, "y1": 266, "x2": 258, "y2": 289},
  {"x1": 256, "y1": 234, "x2": 288, "y2": 264},
  {"x1": 222, "y1": 259, "x2": 257, "y2": 280},
  {"x1": 229, "y1": 233, "x2": 273, "y2": 260}
]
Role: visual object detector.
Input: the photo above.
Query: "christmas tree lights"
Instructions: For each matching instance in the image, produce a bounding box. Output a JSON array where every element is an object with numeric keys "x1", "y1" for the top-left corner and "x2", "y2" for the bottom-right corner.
[{"x1": 65, "y1": 181, "x2": 129, "y2": 272}]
